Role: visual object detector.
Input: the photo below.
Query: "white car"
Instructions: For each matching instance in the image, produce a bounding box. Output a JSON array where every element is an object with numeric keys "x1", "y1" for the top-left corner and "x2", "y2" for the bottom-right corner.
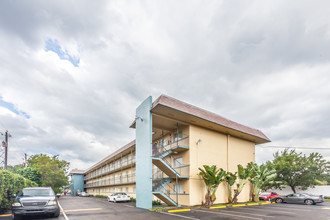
[
  {"x1": 80, "y1": 192, "x2": 89, "y2": 197},
  {"x1": 107, "y1": 193, "x2": 130, "y2": 203}
]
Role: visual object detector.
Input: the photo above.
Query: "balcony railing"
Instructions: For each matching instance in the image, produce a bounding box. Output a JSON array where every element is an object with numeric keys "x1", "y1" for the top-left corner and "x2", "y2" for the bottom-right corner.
[
  {"x1": 84, "y1": 157, "x2": 136, "y2": 181},
  {"x1": 152, "y1": 136, "x2": 189, "y2": 157},
  {"x1": 84, "y1": 174, "x2": 136, "y2": 188}
]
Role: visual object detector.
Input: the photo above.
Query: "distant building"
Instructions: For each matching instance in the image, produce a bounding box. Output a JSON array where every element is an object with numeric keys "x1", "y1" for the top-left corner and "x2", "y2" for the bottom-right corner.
[
  {"x1": 70, "y1": 95, "x2": 270, "y2": 209},
  {"x1": 69, "y1": 169, "x2": 85, "y2": 196}
]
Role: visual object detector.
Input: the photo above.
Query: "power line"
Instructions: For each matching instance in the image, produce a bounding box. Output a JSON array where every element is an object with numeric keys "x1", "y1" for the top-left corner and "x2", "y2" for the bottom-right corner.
[{"x1": 256, "y1": 145, "x2": 330, "y2": 150}]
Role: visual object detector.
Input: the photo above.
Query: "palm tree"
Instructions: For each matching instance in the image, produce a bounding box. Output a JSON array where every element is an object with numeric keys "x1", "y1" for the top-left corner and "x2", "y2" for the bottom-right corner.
[
  {"x1": 248, "y1": 162, "x2": 277, "y2": 202},
  {"x1": 224, "y1": 171, "x2": 237, "y2": 203},
  {"x1": 198, "y1": 165, "x2": 226, "y2": 206},
  {"x1": 232, "y1": 164, "x2": 252, "y2": 203}
]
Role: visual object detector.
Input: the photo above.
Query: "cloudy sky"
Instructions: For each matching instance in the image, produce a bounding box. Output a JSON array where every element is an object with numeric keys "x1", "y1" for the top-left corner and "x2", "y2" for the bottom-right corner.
[{"x1": 1, "y1": 0, "x2": 330, "y2": 171}]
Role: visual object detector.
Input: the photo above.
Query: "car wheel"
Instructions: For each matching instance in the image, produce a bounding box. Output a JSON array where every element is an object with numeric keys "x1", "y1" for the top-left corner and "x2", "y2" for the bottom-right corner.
[
  {"x1": 304, "y1": 199, "x2": 314, "y2": 205},
  {"x1": 275, "y1": 198, "x2": 283, "y2": 203},
  {"x1": 52, "y1": 208, "x2": 60, "y2": 218},
  {"x1": 12, "y1": 213, "x2": 22, "y2": 220}
]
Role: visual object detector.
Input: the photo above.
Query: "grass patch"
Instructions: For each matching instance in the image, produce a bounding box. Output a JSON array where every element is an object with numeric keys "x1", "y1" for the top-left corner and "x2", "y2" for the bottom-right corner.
[{"x1": 95, "y1": 195, "x2": 108, "y2": 198}]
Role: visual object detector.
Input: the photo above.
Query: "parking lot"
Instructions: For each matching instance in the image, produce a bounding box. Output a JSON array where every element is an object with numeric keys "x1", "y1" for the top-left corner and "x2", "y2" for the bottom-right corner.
[
  {"x1": 0, "y1": 196, "x2": 329, "y2": 220},
  {"x1": 169, "y1": 202, "x2": 330, "y2": 220}
]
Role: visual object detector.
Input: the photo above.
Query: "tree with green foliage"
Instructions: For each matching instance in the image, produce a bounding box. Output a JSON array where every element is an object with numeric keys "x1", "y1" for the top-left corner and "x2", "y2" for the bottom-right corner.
[
  {"x1": 232, "y1": 164, "x2": 252, "y2": 204},
  {"x1": 199, "y1": 165, "x2": 226, "y2": 206},
  {"x1": 270, "y1": 149, "x2": 330, "y2": 193},
  {"x1": 248, "y1": 162, "x2": 277, "y2": 202},
  {"x1": 224, "y1": 171, "x2": 237, "y2": 203},
  {"x1": 7, "y1": 164, "x2": 24, "y2": 174},
  {"x1": 16, "y1": 167, "x2": 41, "y2": 186},
  {"x1": 27, "y1": 154, "x2": 69, "y2": 193}
]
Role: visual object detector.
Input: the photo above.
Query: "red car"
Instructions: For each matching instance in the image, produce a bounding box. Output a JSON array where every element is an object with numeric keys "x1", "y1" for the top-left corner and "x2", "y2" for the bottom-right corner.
[{"x1": 259, "y1": 192, "x2": 280, "y2": 201}]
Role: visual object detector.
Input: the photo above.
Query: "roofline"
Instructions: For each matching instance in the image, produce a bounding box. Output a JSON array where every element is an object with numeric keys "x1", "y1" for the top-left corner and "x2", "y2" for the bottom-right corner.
[
  {"x1": 152, "y1": 103, "x2": 270, "y2": 143},
  {"x1": 84, "y1": 140, "x2": 135, "y2": 174}
]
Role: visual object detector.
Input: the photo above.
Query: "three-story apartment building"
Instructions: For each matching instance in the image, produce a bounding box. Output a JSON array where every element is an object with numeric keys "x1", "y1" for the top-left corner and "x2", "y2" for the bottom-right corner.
[{"x1": 70, "y1": 95, "x2": 270, "y2": 209}]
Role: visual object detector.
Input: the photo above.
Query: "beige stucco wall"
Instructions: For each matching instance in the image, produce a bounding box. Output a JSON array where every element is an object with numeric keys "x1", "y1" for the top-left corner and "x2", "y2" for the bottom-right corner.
[{"x1": 189, "y1": 125, "x2": 255, "y2": 206}]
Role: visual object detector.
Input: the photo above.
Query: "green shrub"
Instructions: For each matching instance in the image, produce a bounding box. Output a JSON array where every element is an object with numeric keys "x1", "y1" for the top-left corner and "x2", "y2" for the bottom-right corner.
[
  {"x1": 324, "y1": 196, "x2": 330, "y2": 199},
  {"x1": 130, "y1": 197, "x2": 136, "y2": 202},
  {"x1": 152, "y1": 200, "x2": 162, "y2": 205},
  {"x1": 0, "y1": 169, "x2": 37, "y2": 212}
]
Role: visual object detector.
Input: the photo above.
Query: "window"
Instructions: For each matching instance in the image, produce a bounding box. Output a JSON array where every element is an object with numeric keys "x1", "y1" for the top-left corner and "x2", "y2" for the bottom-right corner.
[
  {"x1": 175, "y1": 184, "x2": 183, "y2": 193},
  {"x1": 126, "y1": 187, "x2": 128, "y2": 192},
  {"x1": 133, "y1": 187, "x2": 136, "y2": 193},
  {"x1": 126, "y1": 171, "x2": 129, "y2": 182},
  {"x1": 174, "y1": 157, "x2": 183, "y2": 168},
  {"x1": 174, "y1": 131, "x2": 183, "y2": 142}
]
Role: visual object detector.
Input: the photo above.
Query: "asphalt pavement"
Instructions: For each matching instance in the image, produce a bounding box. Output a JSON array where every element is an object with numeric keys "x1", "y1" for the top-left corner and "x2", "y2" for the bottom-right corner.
[{"x1": 1, "y1": 196, "x2": 329, "y2": 220}]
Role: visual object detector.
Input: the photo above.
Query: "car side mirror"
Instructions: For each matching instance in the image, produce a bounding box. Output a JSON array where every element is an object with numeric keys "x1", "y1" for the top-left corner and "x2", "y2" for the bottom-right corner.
[
  {"x1": 12, "y1": 194, "x2": 16, "y2": 198},
  {"x1": 56, "y1": 193, "x2": 61, "y2": 198}
]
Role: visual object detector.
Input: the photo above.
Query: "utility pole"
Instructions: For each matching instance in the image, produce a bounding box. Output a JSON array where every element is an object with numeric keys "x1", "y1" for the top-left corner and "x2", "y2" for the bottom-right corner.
[
  {"x1": 2, "y1": 130, "x2": 11, "y2": 170},
  {"x1": 23, "y1": 153, "x2": 28, "y2": 168},
  {"x1": 4, "y1": 131, "x2": 9, "y2": 169}
]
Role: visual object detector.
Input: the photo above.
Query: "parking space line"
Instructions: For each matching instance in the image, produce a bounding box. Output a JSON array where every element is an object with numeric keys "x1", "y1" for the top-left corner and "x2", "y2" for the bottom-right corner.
[
  {"x1": 0, "y1": 214, "x2": 11, "y2": 217},
  {"x1": 58, "y1": 201, "x2": 69, "y2": 220},
  {"x1": 235, "y1": 206, "x2": 293, "y2": 214},
  {"x1": 270, "y1": 205, "x2": 313, "y2": 211},
  {"x1": 265, "y1": 206, "x2": 310, "y2": 211},
  {"x1": 123, "y1": 204, "x2": 135, "y2": 208},
  {"x1": 160, "y1": 211, "x2": 199, "y2": 220},
  {"x1": 322, "y1": 207, "x2": 330, "y2": 210},
  {"x1": 197, "y1": 209, "x2": 262, "y2": 220},
  {"x1": 62, "y1": 208, "x2": 102, "y2": 213},
  {"x1": 223, "y1": 209, "x2": 275, "y2": 218}
]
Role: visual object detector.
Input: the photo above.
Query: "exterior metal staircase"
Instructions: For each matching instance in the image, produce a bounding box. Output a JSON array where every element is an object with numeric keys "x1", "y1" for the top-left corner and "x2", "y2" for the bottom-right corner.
[
  {"x1": 151, "y1": 136, "x2": 189, "y2": 207},
  {"x1": 152, "y1": 178, "x2": 179, "y2": 207}
]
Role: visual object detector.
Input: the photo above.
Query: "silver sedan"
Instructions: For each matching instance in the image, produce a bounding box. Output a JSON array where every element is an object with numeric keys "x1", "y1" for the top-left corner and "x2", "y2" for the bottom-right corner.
[{"x1": 273, "y1": 193, "x2": 324, "y2": 205}]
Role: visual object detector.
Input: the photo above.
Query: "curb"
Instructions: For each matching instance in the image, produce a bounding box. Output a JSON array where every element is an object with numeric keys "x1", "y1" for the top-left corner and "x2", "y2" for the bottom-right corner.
[
  {"x1": 210, "y1": 206, "x2": 226, "y2": 209},
  {"x1": 232, "y1": 204, "x2": 246, "y2": 207},
  {"x1": 247, "y1": 203, "x2": 259, "y2": 206},
  {"x1": 168, "y1": 209, "x2": 191, "y2": 213}
]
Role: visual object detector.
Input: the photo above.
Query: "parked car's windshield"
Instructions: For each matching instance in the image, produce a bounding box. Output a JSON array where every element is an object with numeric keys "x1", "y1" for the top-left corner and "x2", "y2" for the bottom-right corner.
[
  {"x1": 18, "y1": 189, "x2": 55, "y2": 197},
  {"x1": 115, "y1": 193, "x2": 127, "y2": 195},
  {"x1": 260, "y1": 193, "x2": 271, "y2": 196}
]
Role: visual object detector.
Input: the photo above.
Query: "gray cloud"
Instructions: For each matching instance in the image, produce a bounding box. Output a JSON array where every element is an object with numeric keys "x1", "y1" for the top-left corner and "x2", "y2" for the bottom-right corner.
[{"x1": 0, "y1": 0, "x2": 330, "y2": 169}]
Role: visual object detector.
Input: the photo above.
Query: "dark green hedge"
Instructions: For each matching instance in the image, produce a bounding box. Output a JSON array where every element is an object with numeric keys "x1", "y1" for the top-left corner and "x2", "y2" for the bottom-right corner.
[{"x1": 0, "y1": 169, "x2": 37, "y2": 211}]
